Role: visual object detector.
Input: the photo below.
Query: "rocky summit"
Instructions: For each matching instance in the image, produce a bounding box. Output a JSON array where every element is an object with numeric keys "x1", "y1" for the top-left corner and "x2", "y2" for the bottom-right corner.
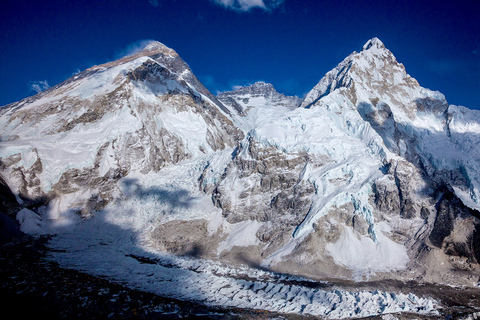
[{"x1": 1, "y1": 38, "x2": 480, "y2": 319}]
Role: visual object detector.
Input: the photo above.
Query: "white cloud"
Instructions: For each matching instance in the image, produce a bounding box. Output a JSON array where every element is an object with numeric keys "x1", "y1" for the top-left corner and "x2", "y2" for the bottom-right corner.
[
  {"x1": 199, "y1": 75, "x2": 217, "y2": 88},
  {"x1": 473, "y1": 40, "x2": 480, "y2": 56},
  {"x1": 211, "y1": 0, "x2": 284, "y2": 12},
  {"x1": 115, "y1": 39, "x2": 157, "y2": 59},
  {"x1": 146, "y1": 0, "x2": 284, "y2": 12},
  {"x1": 29, "y1": 80, "x2": 50, "y2": 94}
]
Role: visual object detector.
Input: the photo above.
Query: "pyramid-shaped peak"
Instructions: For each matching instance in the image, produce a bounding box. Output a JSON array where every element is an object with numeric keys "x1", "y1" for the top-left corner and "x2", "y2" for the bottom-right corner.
[
  {"x1": 300, "y1": 37, "x2": 416, "y2": 109},
  {"x1": 251, "y1": 81, "x2": 274, "y2": 88},
  {"x1": 219, "y1": 81, "x2": 276, "y2": 95},
  {"x1": 143, "y1": 40, "x2": 171, "y2": 51},
  {"x1": 362, "y1": 37, "x2": 385, "y2": 51},
  {"x1": 89, "y1": 40, "x2": 178, "y2": 71},
  {"x1": 218, "y1": 81, "x2": 299, "y2": 102},
  {"x1": 137, "y1": 40, "x2": 177, "y2": 57},
  {"x1": 232, "y1": 81, "x2": 277, "y2": 94}
]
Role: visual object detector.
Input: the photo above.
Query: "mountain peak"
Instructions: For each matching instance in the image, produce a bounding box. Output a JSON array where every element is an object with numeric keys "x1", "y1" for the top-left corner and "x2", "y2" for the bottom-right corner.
[
  {"x1": 300, "y1": 37, "x2": 421, "y2": 109},
  {"x1": 217, "y1": 81, "x2": 301, "y2": 122},
  {"x1": 89, "y1": 40, "x2": 178, "y2": 71},
  {"x1": 143, "y1": 40, "x2": 170, "y2": 50},
  {"x1": 219, "y1": 81, "x2": 280, "y2": 97},
  {"x1": 139, "y1": 40, "x2": 177, "y2": 56},
  {"x1": 362, "y1": 37, "x2": 385, "y2": 51},
  {"x1": 250, "y1": 81, "x2": 273, "y2": 88}
]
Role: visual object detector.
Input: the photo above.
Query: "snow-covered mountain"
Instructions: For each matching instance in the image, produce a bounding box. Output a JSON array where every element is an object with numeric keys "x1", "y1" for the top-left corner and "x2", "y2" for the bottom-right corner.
[
  {"x1": 295, "y1": 38, "x2": 480, "y2": 281},
  {"x1": 0, "y1": 41, "x2": 242, "y2": 230},
  {"x1": 217, "y1": 81, "x2": 302, "y2": 132},
  {"x1": 1, "y1": 38, "x2": 480, "y2": 318},
  {"x1": 218, "y1": 81, "x2": 301, "y2": 112}
]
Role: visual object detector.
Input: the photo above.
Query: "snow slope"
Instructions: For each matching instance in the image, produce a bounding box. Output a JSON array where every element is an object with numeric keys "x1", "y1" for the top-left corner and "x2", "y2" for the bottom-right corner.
[
  {"x1": 217, "y1": 81, "x2": 301, "y2": 133},
  {"x1": 302, "y1": 37, "x2": 480, "y2": 211}
]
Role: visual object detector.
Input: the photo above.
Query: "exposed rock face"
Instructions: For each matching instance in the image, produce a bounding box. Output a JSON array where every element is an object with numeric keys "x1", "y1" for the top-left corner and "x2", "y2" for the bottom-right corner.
[
  {"x1": 1, "y1": 38, "x2": 480, "y2": 289},
  {"x1": 0, "y1": 175, "x2": 21, "y2": 217},
  {"x1": 429, "y1": 189, "x2": 480, "y2": 263},
  {"x1": 212, "y1": 137, "x2": 316, "y2": 255}
]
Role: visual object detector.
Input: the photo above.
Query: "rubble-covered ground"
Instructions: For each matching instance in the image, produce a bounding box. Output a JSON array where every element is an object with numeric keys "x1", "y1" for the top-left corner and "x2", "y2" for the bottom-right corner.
[{"x1": 0, "y1": 236, "x2": 302, "y2": 319}]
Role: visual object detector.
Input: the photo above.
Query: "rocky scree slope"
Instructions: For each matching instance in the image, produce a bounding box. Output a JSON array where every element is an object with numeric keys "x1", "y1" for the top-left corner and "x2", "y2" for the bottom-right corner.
[{"x1": 0, "y1": 39, "x2": 479, "y2": 290}]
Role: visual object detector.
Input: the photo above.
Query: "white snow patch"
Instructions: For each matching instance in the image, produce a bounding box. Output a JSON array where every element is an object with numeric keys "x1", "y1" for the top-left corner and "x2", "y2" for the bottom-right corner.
[
  {"x1": 217, "y1": 219, "x2": 263, "y2": 254},
  {"x1": 0, "y1": 104, "x2": 144, "y2": 192},
  {"x1": 68, "y1": 57, "x2": 148, "y2": 99},
  {"x1": 207, "y1": 211, "x2": 224, "y2": 236},
  {"x1": 16, "y1": 208, "x2": 43, "y2": 234},
  {"x1": 452, "y1": 186, "x2": 480, "y2": 211},
  {"x1": 326, "y1": 223, "x2": 409, "y2": 277}
]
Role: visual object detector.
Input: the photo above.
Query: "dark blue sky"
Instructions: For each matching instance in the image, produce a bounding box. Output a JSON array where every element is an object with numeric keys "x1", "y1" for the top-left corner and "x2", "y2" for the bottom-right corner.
[{"x1": 1, "y1": 0, "x2": 479, "y2": 109}]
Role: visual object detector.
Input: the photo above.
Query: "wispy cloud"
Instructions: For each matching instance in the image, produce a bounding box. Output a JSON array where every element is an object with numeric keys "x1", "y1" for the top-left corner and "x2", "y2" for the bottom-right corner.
[
  {"x1": 199, "y1": 75, "x2": 259, "y2": 94},
  {"x1": 473, "y1": 44, "x2": 480, "y2": 56},
  {"x1": 228, "y1": 80, "x2": 264, "y2": 90},
  {"x1": 230, "y1": 84, "x2": 244, "y2": 91},
  {"x1": 115, "y1": 39, "x2": 157, "y2": 59},
  {"x1": 211, "y1": 0, "x2": 284, "y2": 12},
  {"x1": 428, "y1": 59, "x2": 465, "y2": 75},
  {"x1": 199, "y1": 75, "x2": 217, "y2": 88},
  {"x1": 28, "y1": 80, "x2": 50, "y2": 94},
  {"x1": 147, "y1": 0, "x2": 284, "y2": 12},
  {"x1": 215, "y1": 79, "x2": 266, "y2": 94}
]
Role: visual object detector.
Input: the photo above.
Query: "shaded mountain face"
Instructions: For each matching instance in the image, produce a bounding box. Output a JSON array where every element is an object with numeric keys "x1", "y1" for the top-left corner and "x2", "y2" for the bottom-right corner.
[{"x1": 1, "y1": 38, "x2": 480, "y2": 288}]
